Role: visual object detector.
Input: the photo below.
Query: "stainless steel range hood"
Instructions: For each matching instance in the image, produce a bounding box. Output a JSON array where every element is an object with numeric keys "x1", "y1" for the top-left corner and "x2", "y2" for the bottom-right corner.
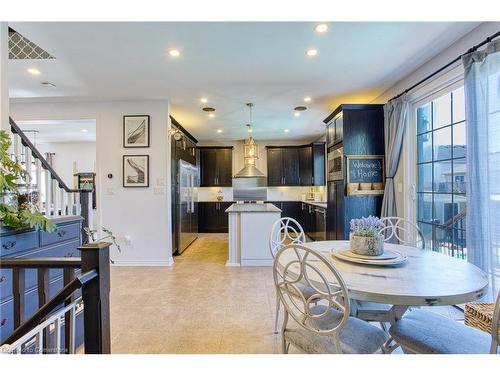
[{"x1": 234, "y1": 164, "x2": 265, "y2": 178}]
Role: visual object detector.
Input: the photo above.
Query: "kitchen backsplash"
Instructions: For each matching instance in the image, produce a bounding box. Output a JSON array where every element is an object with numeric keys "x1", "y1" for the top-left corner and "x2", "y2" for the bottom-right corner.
[{"x1": 197, "y1": 186, "x2": 326, "y2": 202}]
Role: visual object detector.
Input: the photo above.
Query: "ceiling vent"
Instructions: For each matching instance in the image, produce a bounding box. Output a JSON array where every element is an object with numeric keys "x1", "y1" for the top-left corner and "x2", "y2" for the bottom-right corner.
[{"x1": 8, "y1": 27, "x2": 55, "y2": 60}]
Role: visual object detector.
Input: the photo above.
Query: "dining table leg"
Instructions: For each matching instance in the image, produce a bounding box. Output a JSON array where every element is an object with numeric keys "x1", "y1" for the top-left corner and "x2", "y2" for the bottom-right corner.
[{"x1": 382, "y1": 305, "x2": 409, "y2": 354}]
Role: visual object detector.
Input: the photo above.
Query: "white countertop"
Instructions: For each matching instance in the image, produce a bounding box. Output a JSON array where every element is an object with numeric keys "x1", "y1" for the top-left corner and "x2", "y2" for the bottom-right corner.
[{"x1": 226, "y1": 203, "x2": 282, "y2": 213}]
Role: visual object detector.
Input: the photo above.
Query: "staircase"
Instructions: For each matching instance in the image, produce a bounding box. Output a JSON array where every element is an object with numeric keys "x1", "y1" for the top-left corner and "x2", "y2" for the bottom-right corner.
[
  {"x1": 0, "y1": 118, "x2": 109, "y2": 354},
  {"x1": 8, "y1": 117, "x2": 94, "y2": 240}
]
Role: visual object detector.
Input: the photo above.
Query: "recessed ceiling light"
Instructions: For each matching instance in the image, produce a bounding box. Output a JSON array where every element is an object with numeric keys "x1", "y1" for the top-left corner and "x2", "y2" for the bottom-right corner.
[
  {"x1": 284, "y1": 129, "x2": 289, "y2": 133},
  {"x1": 202, "y1": 107, "x2": 215, "y2": 112},
  {"x1": 168, "y1": 49, "x2": 180, "y2": 57},
  {"x1": 200, "y1": 98, "x2": 208, "y2": 103},
  {"x1": 294, "y1": 106, "x2": 307, "y2": 111},
  {"x1": 303, "y1": 96, "x2": 312, "y2": 103},
  {"x1": 81, "y1": 129, "x2": 88, "y2": 133},
  {"x1": 314, "y1": 23, "x2": 329, "y2": 33},
  {"x1": 217, "y1": 129, "x2": 222, "y2": 133},
  {"x1": 306, "y1": 49, "x2": 318, "y2": 57},
  {"x1": 294, "y1": 112, "x2": 301, "y2": 117},
  {"x1": 208, "y1": 113, "x2": 215, "y2": 118},
  {"x1": 27, "y1": 68, "x2": 41, "y2": 76}
]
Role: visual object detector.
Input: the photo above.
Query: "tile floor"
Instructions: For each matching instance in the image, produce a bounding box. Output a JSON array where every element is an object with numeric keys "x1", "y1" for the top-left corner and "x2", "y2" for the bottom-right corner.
[{"x1": 109, "y1": 234, "x2": 464, "y2": 354}]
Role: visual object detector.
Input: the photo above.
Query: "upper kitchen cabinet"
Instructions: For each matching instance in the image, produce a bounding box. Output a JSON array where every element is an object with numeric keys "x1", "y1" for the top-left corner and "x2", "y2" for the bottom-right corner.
[
  {"x1": 324, "y1": 104, "x2": 384, "y2": 155},
  {"x1": 198, "y1": 146, "x2": 233, "y2": 187},
  {"x1": 266, "y1": 142, "x2": 325, "y2": 186},
  {"x1": 266, "y1": 147, "x2": 300, "y2": 186},
  {"x1": 311, "y1": 142, "x2": 326, "y2": 186}
]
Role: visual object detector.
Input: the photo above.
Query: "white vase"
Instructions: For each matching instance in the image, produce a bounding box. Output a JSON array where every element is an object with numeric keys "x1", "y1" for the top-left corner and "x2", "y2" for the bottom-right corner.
[{"x1": 350, "y1": 233, "x2": 384, "y2": 256}]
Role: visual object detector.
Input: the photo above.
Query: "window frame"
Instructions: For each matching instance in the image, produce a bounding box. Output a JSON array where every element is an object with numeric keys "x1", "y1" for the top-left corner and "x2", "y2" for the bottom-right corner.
[{"x1": 404, "y1": 72, "x2": 465, "y2": 225}]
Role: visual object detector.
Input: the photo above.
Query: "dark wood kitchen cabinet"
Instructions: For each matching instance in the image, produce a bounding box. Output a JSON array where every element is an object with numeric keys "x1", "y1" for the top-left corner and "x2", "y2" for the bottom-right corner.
[
  {"x1": 198, "y1": 202, "x2": 233, "y2": 233},
  {"x1": 198, "y1": 147, "x2": 233, "y2": 187},
  {"x1": 266, "y1": 147, "x2": 300, "y2": 186},
  {"x1": 323, "y1": 104, "x2": 385, "y2": 240},
  {"x1": 266, "y1": 143, "x2": 324, "y2": 187}
]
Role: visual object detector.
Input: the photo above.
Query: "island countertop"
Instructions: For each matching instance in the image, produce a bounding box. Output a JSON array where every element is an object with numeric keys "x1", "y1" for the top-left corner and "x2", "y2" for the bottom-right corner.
[{"x1": 225, "y1": 203, "x2": 282, "y2": 213}]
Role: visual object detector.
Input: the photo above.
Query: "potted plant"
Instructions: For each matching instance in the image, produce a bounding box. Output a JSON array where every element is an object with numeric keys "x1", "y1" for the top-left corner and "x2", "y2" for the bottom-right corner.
[
  {"x1": 0, "y1": 130, "x2": 56, "y2": 232},
  {"x1": 349, "y1": 216, "x2": 385, "y2": 256}
]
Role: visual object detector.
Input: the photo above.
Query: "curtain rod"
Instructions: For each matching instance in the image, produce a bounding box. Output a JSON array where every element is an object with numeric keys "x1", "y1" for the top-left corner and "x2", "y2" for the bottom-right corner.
[{"x1": 389, "y1": 29, "x2": 500, "y2": 102}]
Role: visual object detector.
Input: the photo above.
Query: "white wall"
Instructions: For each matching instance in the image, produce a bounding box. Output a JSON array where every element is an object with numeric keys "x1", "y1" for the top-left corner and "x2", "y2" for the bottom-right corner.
[
  {"x1": 10, "y1": 100, "x2": 172, "y2": 266},
  {"x1": 37, "y1": 142, "x2": 96, "y2": 188},
  {"x1": 370, "y1": 22, "x2": 500, "y2": 219}
]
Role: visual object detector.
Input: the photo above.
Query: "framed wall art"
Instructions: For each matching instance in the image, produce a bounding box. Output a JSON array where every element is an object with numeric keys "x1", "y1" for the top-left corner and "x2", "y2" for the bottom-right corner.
[
  {"x1": 123, "y1": 115, "x2": 150, "y2": 148},
  {"x1": 123, "y1": 155, "x2": 149, "y2": 188}
]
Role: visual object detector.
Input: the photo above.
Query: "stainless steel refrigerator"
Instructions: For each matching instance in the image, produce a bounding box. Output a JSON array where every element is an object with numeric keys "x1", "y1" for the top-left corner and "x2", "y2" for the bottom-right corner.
[{"x1": 174, "y1": 159, "x2": 199, "y2": 254}]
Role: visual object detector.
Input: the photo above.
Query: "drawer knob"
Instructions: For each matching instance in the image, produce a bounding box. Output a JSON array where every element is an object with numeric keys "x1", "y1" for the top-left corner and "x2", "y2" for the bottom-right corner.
[
  {"x1": 0, "y1": 318, "x2": 6, "y2": 327},
  {"x1": 2, "y1": 241, "x2": 16, "y2": 250},
  {"x1": 0, "y1": 275, "x2": 6, "y2": 283},
  {"x1": 57, "y1": 230, "x2": 67, "y2": 237}
]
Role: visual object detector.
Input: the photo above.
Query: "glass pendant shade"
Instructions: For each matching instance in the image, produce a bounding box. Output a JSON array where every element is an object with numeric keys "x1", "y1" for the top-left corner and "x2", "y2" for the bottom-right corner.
[{"x1": 244, "y1": 137, "x2": 258, "y2": 166}]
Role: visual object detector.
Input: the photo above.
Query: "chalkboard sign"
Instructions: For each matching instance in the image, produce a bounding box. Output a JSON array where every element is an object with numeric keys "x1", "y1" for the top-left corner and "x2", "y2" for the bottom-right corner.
[{"x1": 346, "y1": 155, "x2": 385, "y2": 196}]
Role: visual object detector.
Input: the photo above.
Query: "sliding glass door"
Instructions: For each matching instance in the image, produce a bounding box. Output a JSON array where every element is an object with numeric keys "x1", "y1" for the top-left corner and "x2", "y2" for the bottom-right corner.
[{"x1": 415, "y1": 86, "x2": 467, "y2": 259}]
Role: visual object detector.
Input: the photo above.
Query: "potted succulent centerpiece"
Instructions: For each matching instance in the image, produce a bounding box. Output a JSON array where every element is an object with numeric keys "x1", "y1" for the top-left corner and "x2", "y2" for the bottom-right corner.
[{"x1": 349, "y1": 216, "x2": 385, "y2": 256}]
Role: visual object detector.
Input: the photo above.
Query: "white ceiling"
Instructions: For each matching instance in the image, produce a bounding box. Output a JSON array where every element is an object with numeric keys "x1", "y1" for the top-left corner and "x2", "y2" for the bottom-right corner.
[
  {"x1": 9, "y1": 22, "x2": 480, "y2": 141},
  {"x1": 17, "y1": 119, "x2": 96, "y2": 144}
]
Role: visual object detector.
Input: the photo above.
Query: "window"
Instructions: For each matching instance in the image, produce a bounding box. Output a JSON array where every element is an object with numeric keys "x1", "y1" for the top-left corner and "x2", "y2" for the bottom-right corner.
[{"x1": 416, "y1": 87, "x2": 467, "y2": 259}]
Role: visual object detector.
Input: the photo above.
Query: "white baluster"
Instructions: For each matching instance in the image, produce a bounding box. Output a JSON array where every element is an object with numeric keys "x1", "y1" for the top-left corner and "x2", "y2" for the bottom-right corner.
[
  {"x1": 24, "y1": 146, "x2": 32, "y2": 185},
  {"x1": 45, "y1": 172, "x2": 52, "y2": 216},
  {"x1": 53, "y1": 180, "x2": 59, "y2": 216},
  {"x1": 36, "y1": 159, "x2": 43, "y2": 212},
  {"x1": 60, "y1": 189, "x2": 66, "y2": 216},
  {"x1": 53, "y1": 318, "x2": 61, "y2": 354},
  {"x1": 75, "y1": 192, "x2": 81, "y2": 216},
  {"x1": 13, "y1": 134, "x2": 20, "y2": 162},
  {"x1": 69, "y1": 305, "x2": 76, "y2": 354},
  {"x1": 68, "y1": 192, "x2": 74, "y2": 216},
  {"x1": 36, "y1": 330, "x2": 43, "y2": 354}
]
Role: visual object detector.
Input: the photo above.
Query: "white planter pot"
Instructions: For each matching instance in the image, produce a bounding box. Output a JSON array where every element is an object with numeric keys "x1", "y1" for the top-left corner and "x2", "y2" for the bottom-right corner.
[{"x1": 350, "y1": 234, "x2": 384, "y2": 256}]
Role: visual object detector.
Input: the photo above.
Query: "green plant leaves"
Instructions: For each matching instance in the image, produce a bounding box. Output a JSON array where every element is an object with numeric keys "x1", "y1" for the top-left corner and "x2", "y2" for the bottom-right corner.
[{"x1": 0, "y1": 130, "x2": 56, "y2": 233}]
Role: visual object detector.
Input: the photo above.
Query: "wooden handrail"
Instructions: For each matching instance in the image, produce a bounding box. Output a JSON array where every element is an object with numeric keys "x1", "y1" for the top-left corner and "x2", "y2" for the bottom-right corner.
[
  {"x1": 1, "y1": 269, "x2": 97, "y2": 346},
  {"x1": 0, "y1": 257, "x2": 82, "y2": 269},
  {"x1": 9, "y1": 117, "x2": 79, "y2": 193}
]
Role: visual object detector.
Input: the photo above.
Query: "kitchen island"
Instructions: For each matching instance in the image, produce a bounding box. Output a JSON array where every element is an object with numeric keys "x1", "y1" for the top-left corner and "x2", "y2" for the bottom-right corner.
[{"x1": 225, "y1": 203, "x2": 281, "y2": 266}]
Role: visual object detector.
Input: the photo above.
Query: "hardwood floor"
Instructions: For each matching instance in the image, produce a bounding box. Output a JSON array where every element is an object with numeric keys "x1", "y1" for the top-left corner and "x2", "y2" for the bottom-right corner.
[{"x1": 109, "y1": 233, "x2": 464, "y2": 354}]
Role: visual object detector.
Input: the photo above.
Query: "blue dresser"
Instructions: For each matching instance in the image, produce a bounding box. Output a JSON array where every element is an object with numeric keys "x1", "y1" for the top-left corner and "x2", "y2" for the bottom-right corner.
[{"x1": 0, "y1": 216, "x2": 83, "y2": 343}]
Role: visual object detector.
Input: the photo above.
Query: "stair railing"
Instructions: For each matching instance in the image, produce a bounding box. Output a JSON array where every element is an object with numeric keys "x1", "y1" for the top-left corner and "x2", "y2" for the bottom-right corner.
[
  {"x1": 8, "y1": 117, "x2": 94, "y2": 242},
  {"x1": 0, "y1": 242, "x2": 111, "y2": 354}
]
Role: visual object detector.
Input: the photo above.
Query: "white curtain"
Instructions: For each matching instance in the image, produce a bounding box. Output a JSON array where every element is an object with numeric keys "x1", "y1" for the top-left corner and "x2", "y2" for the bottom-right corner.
[
  {"x1": 462, "y1": 39, "x2": 500, "y2": 296},
  {"x1": 381, "y1": 95, "x2": 409, "y2": 218}
]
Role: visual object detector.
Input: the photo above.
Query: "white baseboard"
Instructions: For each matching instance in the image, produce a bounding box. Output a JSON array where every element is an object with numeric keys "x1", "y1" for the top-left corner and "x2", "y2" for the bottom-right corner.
[
  {"x1": 111, "y1": 257, "x2": 174, "y2": 267},
  {"x1": 240, "y1": 259, "x2": 273, "y2": 267},
  {"x1": 225, "y1": 261, "x2": 241, "y2": 267}
]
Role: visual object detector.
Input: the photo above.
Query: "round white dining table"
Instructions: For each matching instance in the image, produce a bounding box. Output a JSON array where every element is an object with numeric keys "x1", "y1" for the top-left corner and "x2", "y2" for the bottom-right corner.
[{"x1": 302, "y1": 240, "x2": 489, "y2": 321}]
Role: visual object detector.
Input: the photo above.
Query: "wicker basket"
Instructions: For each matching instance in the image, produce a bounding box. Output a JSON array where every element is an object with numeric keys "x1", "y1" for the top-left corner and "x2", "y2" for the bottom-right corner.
[{"x1": 464, "y1": 303, "x2": 495, "y2": 334}]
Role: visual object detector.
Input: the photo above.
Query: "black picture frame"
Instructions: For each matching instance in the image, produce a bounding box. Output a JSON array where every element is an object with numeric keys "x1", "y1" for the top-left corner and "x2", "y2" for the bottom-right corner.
[
  {"x1": 123, "y1": 115, "x2": 150, "y2": 148},
  {"x1": 123, "y1": 155, "x2": 150, "y2": 188}
]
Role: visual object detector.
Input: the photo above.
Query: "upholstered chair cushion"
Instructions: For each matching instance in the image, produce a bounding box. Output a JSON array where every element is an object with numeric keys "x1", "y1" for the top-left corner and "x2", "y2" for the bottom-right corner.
[
  {"x1": 389, "y1": 309, "x2": 492, "y2": 354},
  {"x1": 284, "y1": 305, "x2": 389, "y2": 354}
]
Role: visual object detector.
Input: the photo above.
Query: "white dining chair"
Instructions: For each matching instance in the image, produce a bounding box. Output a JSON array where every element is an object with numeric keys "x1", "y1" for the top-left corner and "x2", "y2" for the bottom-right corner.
[
  {"x1": 353, "y1": 217, "x2": 425, "y2": 329},
  {"x1": 269, "y1": 217, "x2": 312, "y2": 334},
  {"x1": 273, "y1": 243, "x2": 389, "y2": 354},
  {"x1": 388, "y1": 291, "x2": 500, "y2": 354}
]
